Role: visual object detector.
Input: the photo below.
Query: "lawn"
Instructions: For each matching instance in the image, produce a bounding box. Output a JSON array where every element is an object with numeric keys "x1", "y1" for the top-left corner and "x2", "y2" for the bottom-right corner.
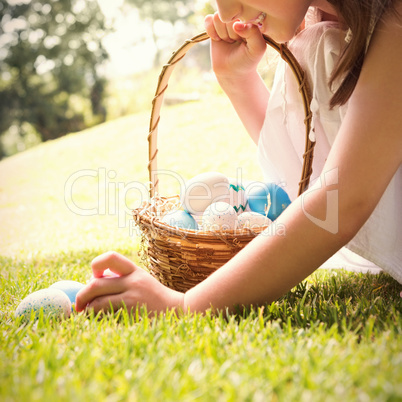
[{"x1": 1, "y1": 93, "x2": 401, "y2": 401}]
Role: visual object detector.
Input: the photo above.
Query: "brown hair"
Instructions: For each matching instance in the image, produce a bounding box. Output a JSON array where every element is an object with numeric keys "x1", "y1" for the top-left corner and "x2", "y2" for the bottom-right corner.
[{"x1": 327, "y1": 0, "x2": 397, "y2": 107}]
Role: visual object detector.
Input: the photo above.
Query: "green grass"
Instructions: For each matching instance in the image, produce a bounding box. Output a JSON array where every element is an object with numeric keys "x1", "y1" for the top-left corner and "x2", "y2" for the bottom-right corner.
[
  {"x1": 1, "y1": 93, "x2": 402, "y2": 401},
  {"x1": 1, "y1": 254, "x2": 401, "y2": 401}
]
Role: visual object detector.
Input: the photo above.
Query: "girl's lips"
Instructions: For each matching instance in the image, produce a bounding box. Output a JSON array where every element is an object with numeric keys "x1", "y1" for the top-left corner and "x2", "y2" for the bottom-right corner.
[{"x1": 251, "y1": 12, "x2": 267, "y2": 28}]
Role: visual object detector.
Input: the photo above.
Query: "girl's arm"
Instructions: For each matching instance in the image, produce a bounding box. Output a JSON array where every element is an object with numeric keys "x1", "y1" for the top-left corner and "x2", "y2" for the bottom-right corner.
[
  {"x1": 184, "y1": 8, "x2": 402, "y2": 311},
  {"x1": 205, "y1": 13, "x2": 270, "y2": 144},
  {"x1": 76, "y1": 6, "x2": 402, "y2": 315}
]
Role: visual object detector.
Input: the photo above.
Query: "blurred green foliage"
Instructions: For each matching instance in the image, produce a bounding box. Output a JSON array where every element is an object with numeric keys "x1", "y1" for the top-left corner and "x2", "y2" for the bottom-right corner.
[
  {"x1": 0, "y1": 0, "x2": 269, "y2": 160},
  {"x1": 126, "y1": 0, "x2": 197, "y2": 67},
  {"x1": 0, "y1": 0, "x2": 109, "y2": 158}
]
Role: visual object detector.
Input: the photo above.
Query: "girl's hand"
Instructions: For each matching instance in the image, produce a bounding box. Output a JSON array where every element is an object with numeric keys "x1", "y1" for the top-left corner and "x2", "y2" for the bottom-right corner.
[
  {"x1": 205, "y1": 12, "x2": 267, "y2": 82},
  {"x1": 75, "y1": 252, "x2": 185, "y2": 315}
]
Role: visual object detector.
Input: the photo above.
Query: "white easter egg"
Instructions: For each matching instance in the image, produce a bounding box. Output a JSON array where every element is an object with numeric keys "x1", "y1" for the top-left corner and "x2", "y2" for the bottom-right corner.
[
  {"x1": 49, "y1": 280, "x2": 85, "y2": 305},
  {"x1": 238, "y1": 211, "x2": 271, "y2": 230},
  {"x1": 181, "y1": 172, "x2": 230, "y2": 215},
  {"x1": 227, "y1": 177, "x2": 248, "y2": 215},
  {"x1": 202, "y1": 202, "x2": 238, "y2": 231},
  {"x1": 15, "y1": 288, "x2": 72, "y2": 321}
]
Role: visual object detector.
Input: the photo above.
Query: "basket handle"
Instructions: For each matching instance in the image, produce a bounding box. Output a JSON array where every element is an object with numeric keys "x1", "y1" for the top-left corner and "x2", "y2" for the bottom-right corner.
[{"x1": 148, "y1": 31, "x2": 314, "y2": 198}]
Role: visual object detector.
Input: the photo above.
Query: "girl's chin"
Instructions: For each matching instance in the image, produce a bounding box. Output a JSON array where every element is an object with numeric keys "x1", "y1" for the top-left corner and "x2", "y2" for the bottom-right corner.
[{"x1": 262, "y1": 28, "x2": 296, "y2": 43}]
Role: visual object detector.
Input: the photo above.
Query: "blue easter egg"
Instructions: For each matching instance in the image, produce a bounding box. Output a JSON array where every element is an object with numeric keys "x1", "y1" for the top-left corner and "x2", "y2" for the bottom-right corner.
[
  {"x1": 161, "y1": 210, "x2": 198, "y2": 230},
  {"x1": 49, "y1": 280, "x2": 85, "y2": 304},
  {"x1": 15, "y1": 288, "x2": 71, "y2": 321},
  {"x1": 247, "y1": 183, "x2": 291, "y2": 221}
]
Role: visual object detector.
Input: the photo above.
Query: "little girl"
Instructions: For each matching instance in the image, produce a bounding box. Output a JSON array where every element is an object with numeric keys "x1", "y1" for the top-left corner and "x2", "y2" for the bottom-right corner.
[{"x1": 76, "y1": 0, "x2": 402, "y2": 314}]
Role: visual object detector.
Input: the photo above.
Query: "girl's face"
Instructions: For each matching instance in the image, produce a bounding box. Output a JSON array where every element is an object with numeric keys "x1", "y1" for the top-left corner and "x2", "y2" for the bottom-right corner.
[{"x1": 215, "y1": 0, "x2": 315, "y2": 42}]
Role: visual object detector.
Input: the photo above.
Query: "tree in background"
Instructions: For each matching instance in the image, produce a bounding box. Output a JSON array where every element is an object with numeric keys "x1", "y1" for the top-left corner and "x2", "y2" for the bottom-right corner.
[
  {"x1": 125, "y1": 0, "x2": 199, "y2": 67},
  {"x1": 0, "y1": 0, "x2": 109, "y2": 159}
]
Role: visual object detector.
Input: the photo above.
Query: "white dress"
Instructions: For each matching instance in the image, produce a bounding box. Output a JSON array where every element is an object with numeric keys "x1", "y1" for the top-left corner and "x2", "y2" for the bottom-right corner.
[{"x1": 257, "y1": 13, "x2": 402, "y2": 283}]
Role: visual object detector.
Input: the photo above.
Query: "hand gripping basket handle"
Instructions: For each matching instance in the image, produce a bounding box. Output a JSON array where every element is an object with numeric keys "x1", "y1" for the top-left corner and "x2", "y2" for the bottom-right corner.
[{"x1": 147, "y1": 31, "x2": 314, "y2": 198}]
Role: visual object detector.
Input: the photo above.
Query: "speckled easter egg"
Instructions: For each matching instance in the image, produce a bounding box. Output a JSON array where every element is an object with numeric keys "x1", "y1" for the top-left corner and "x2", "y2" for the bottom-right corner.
[
  {"x1": 202, "y1": 202, "x2": 238, "y2": 231},
  {"x1": 15, "y1": 288, "x2": 71, "y2": 321},
  {"x1": 238, "y1": 211, "x2": 271, "y2": 230},
  {"x1": 181, "y1": 172, "x2": 230, "y2": 215},
  {"x1": 161, "y1": 210, "x2": 199, "y2": 230},
  {"x1": 49, "y1": 280, "x2": 85, "y2": 305},
  {"x1": 246, "y1": 182, "x2": 291, "y2": 221},
  {"x1": 227, "y1": 178, "x2": 248, "y2": 215}
]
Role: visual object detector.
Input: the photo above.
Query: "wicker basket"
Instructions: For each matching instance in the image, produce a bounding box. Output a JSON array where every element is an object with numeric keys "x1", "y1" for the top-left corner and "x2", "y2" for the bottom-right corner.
[{"x1": 133, "y1": 31, "x2": 314, "y2": 293}]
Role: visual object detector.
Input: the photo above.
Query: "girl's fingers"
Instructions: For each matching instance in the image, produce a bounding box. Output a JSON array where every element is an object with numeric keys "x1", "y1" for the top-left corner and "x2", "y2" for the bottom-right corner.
[
  {"x1": 205, "y1": 12, "x2": 241, "y2": 43},
  {"x1": 205, "y1": 14, "x2": 221, "y2": 41},
  {"x1": 91, "y1": 251, "x2": 136, "y2": 278},
  {"x1": 213, "y1": 13, "x2": 235, "y2": 43},
  {"x1": 226, "y1": 22, "x2": 242, "y2": 42},
  {"x1": 85, "y1": 293, "x2": 132, "y2": 314},
  {"x1": 233, "y1": 22, "x2": 267, "y2": 57},
  {"x1": 75, "y1": 276, "x2": 127, "y2": 311}
]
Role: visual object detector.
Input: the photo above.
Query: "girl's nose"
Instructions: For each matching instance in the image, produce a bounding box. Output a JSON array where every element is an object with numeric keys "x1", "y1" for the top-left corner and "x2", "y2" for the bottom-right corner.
[{"x1": 216, "y1": 0, "x2": 241, "y2": 23}]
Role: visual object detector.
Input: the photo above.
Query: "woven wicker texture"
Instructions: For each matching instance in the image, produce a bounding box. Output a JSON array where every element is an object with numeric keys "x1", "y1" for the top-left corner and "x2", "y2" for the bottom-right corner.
[{"x1": 133, "y1": 32, "x2": 314, "y2": 292}]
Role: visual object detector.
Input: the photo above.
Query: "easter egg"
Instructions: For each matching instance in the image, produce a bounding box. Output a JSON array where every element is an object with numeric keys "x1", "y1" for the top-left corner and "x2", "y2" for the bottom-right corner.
[
  {"x1": 15, "y1": 288, "x2": 71, "y2": 321},
  {"x1": 49, "y1": 280, "x2": 85, "y2": 305},
  {"x1": 202, "y1": 202, "x2": 238, "y2": 231},
  {"x1": 227, "y1": 178, "x2": 248, "y2": 215},
  {"x1": 246, "y1": 182, "x2": 291, "y2": 221},
  {"x1": 238, "y1": 211, "x2": 271, "y2": 230},
  {"x1": 161, "y1": 210, "x2": 198, "y2": 230},
  {"x1": 181, "y1": 172, "x2": 230, "y2": 215}
]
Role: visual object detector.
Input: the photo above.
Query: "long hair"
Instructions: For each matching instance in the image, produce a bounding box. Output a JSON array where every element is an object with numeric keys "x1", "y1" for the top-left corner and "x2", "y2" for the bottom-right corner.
[{"x1": 327, "y1": 0, "x2": 397, "y2": 107}]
